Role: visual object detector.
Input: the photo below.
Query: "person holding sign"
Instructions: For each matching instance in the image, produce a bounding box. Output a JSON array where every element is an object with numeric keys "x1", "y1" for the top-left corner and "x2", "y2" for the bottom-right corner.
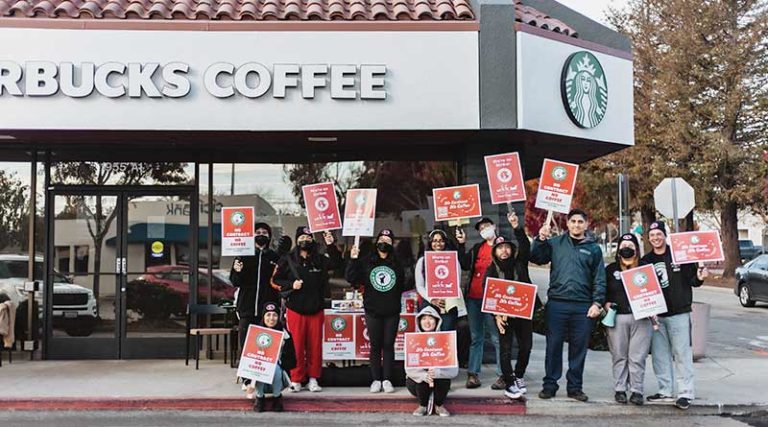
[
  {"x1": 271, "y1": 227, "x2": 341, "y2": 393},
  {"x1": 405, "y1": 306, "x2": 459, "y2": 417},
  {"x1": 604, "y1": 233, "x2": 653, "y2": 406},
  {"x1": 414, "y1": 229, "x2": 465, "y2": 331},
  {"x1": 346, "y1": 229, "x2": 405, "y2": 394},
  {"x1": 484, "y1": 212, "x2": 537, "y2": 400},
  {"x1": 249, "y1": 302, "x2": 296, "y2": 412},
  {"x1": 531, "y1": 208, "x2": 606, "y2": 402},
  {"x1": 457, "y1": 217, "x2": 503, "y2": 390},
  {"x1": 641, "y1": 221, "x2": 708, "y2": 410}
]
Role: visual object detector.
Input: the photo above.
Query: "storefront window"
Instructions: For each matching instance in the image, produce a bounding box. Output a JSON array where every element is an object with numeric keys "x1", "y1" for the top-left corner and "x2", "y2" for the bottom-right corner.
[{"x1": 49, "y1": 162, "x2": 194, "y2": 186}]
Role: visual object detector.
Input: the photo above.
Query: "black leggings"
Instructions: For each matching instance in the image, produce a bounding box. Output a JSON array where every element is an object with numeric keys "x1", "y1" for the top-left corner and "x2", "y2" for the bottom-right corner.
[
  {"x1": 499, "y1": 317, "x2": 533, "y2": 385},
  {"x1": 365, "y1": 313, "x2": 399, "y2": 381},
  {"x1": 412, "y1": 378, "x2": 451, "y2": 407}
]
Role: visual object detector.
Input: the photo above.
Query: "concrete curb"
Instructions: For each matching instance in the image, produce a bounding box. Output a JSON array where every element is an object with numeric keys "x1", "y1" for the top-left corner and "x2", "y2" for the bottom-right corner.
[{"x1": 525, "y1": 399, "x2": 768, "y2": 417}]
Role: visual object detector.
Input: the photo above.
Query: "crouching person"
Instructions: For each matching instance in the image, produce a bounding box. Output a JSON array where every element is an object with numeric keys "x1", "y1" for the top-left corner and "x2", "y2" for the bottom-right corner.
[
  {"x1": 406, "y1": 306, "x2": 458, "y2": 417},
  {"x1": 251, "y1": 302, "x2": 296, "y2": 413}
]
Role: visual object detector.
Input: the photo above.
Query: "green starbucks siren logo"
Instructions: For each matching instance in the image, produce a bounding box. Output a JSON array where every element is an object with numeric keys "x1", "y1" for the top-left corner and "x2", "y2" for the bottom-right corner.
[{"x1": 561, "y1": 51, "x2": 608, "y2": 129}]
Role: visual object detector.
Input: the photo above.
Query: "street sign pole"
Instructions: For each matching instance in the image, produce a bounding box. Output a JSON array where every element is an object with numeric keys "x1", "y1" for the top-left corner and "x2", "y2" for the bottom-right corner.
[
  {"x1": 618, "y1": 174, "x2": 630, "y2": 235},
  {"x1": 671, "y1": 178, "x2": 679, "y2": 232}
]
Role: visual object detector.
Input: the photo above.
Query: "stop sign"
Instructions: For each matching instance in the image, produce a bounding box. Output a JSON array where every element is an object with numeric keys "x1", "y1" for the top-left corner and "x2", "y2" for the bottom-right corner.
[{"x1": 654, "y1": 178, "x2": 695, "y2": 219}]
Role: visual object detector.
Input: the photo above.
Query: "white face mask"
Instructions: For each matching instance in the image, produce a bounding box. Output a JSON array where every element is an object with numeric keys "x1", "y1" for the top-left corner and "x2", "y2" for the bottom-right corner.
[{"x1": 480, "y1": 226, "x2": 496, "y2": 241}]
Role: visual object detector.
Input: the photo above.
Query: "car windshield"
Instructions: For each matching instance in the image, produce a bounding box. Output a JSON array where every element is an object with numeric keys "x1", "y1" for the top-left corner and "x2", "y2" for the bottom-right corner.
[{"x1": 0, "y1": 260, "x2": 71, "y2": 283}]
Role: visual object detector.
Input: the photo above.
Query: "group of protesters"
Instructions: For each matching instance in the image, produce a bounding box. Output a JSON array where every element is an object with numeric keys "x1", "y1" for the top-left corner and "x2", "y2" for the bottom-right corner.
[{"x1": 229, "y1": 209, "x2": 707, "y2": 415}]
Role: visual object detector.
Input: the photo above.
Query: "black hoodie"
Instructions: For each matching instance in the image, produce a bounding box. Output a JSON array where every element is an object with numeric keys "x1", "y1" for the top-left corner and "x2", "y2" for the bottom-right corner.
[
  {"x1": 345, "y1": 251, "x2": 405, "y2": 318},
  {"x1": 230, "y1": 246, "x2": 281, "y2": 318},
  {"x1": 271, "y1": 244, "x2": 342, "y2": 315},
  {"x1": 258, "y1": 304, "x2": 297, "y2": 372},
  {"x1": 641, "y1": 245, "x2": 703, "y2": 317}
]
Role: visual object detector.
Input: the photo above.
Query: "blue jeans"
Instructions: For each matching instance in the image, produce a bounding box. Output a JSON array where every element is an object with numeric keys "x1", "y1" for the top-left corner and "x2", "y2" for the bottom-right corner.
[
  {"x1": 466, "y1": 297, "x2": 501, "y2": 376},
  {"x1": 651, "y1": 313, "x2": 694, "y2": 399},
  {"x1": 543, "y1": 300, "x2": 594, "y2": 394},
  {"x1": 256, "y1": 365, "x2": 284, "y2": 398}
]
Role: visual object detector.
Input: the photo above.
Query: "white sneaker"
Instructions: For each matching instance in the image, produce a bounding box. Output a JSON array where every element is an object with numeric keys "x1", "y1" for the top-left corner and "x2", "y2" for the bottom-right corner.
[
  {"x1": 289, "y1": 382, "x2": 302, "y2": 393},
  {"x1": 308, "y1": 378, "x2": 323, "y2": 392},
  {"x1": 370, "y1": 380, "x2": 382, "y2": 393},
  {"x1": 435, "y1": 406, "x2": 450, "y2": 417},
  {"x1": 382, "y1": 380, "x2": 395, "y2": 393},
  {"x1": 245, "y1": 384, "x2": 256, "y2": 400},
  {"x1": 515, "y1": 377, "x2": 527, "y2": 394},
  {"x1": 412, "y1": 406, "x2": 428, "y2": 416},
  {"x1": 504, "y1": 384, "x2": 523, "y2": 399}
]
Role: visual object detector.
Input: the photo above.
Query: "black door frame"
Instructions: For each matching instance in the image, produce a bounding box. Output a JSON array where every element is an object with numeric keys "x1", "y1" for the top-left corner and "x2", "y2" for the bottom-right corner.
[{"x1": 44, "y1": 185, "x2": 198, "y2": 359}]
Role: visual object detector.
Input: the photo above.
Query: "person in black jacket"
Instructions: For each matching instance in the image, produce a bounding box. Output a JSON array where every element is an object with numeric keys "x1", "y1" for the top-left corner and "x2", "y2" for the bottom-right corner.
[
  {"x1": 346, "y1": 229, "x2": 405, "y2": 394},
  {"x1": 250, "y1": 302, "x2": 296, "y2": 413},
  {"x1": 641, "y1": 221, "x2": 708, "y2": 410},
  {"x1": 604, "y1": 233, "x2": 652, "y2": 406},
  {"x1": 271, "y1": 226, "x2": 341, "y2": 393}
]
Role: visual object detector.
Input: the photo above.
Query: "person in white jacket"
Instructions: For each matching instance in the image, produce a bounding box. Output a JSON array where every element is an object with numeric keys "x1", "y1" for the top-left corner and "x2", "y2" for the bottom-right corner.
[
  {"x1": 405, "y1": 306, "x2": 459, "y2": 417},
  {"x1": 414, "y1": 230, "x2": 466, "y2": 330}
]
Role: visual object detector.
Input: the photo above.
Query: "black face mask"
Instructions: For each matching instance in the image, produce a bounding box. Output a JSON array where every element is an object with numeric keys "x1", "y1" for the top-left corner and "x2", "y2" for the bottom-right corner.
[
  {"x1": 377, "y1": 242, "x2": 393, "y2": 254},
  {"x1": 254, "y1": 235, "x2": 270, "y2": 247},
  {"x1": 298, "y1": 240, "x2": 315, "y2": 251},
  {"x1": 618, "y1": 247, "x2": 636, "y2": 259}
]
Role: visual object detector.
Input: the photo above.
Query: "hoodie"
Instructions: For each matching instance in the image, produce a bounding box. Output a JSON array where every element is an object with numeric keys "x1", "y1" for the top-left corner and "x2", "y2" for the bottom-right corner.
[
  {"x1": 345, "y1": 252, "x2": 405, "y2": 318},
  {"x1": 230, "y1": 245, "x2": 281, "y2": 319},
  {"x1": 404, "y1": 306, "x2": 459, "y2": 383},
  {"x1": 271, "y1": 244, "x2": 343, "y2": 315}
]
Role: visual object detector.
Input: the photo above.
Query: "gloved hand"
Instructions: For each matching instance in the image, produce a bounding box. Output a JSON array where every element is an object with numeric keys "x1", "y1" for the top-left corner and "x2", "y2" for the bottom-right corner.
[{"x1": 277, "y1": 235, "x2": 293, "y2": 255}]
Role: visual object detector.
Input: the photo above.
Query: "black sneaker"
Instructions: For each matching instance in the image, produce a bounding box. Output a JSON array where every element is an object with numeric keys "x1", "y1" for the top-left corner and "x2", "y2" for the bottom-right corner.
[
  {"x1": 538, "y1": 389, "x2": 556, "y2": 399},
  {"x1": 253, "y1": 397, "x2": 265, "y2": 413},
  {"x1": 675, "y1": 397, "x2": 691, "y2": 410},
  {"x1": 272, "y1": 396, "x2": 284, "y2": 412},
  {"x1": 614, "y1": 391, "x2": 627, "y2": 404},
  {"x1": 629, "y1": 393, "x2": 644, "y2": 406},
  {"x1": 647, "y1": 393, "x2": 675, "y2": 403},
  {"x1": 567, "y1": 391, "x2": 589, "y2": 402}
]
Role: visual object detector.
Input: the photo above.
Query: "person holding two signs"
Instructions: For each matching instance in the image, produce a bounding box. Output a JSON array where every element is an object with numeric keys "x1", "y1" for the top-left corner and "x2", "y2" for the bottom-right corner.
[{"x1": 346, "y1": 229, "x2": 405, "y2": 394}]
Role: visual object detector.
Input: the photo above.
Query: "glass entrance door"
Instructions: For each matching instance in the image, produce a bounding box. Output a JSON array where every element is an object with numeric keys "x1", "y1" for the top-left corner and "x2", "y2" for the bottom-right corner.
[{"x1": 46, "y1": 187, "x2": 197, "y2": 359}]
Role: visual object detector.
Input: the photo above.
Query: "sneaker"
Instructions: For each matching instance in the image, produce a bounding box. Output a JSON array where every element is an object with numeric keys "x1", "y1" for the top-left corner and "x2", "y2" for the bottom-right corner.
[
  {"x1": 435, "y1": 406, "x2": 450, "y2": 417},
  {"x1": 272, "y1": 396, "x2": 284, "y2": 412},
  {"x1": 629, "y1": 393, "x2": 644, "y2": 406},
  {"x1": 308, "y1": 378, "x2": 322, "y2": 392},
  {"x1": 614, "y1": 391, "x2": 627, "y2": 404},
  {"x1": 538, "y1": 389, "x2": 555, "y2": 399},
  {"x1": 370, "y1": 380, "x2": 382, "y2": 393},
  {"x1": 245, "y1": 384, "x2": 256, "y2": 400},
  {"x1": 253, "y1": 397, "x2": 265, "y2": 413},
  {"x1": 289, "y1": 382, "x2": 302, "y2": 393},
  {"x1": 412, "y1": 406, "x2": 428, "y2": 416},
  {"x1": 675, "y1": 397, "x2": 691, "y2": 410},
  {"x1": 382, "y1": 380, "x2": 395, "y2": 393},
  {"x1": 466, "y1": 373, "x2": 481, "y2": 389},
  {"x1": 567, "y1": 391, "x2": 589, "y2": 402},
  {"x1": 504, "y1": 384, "x2": 523, "y2": 399},
  {"x1": 647, "y1": 393, "x2": 675, "y2": 403},
  {"x1": 491, "y1": 375, "x2": 506, "y2": 390},
  {"x1": 514, "y1": 377, "x2": 527, "y2": 394}
]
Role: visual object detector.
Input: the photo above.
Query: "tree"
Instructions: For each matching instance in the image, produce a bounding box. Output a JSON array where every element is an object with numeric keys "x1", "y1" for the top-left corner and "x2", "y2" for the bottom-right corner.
[
  {"x1": 282, "y1": 162, "x2": 361, "y2": 212},
  {"x1": 0, "y1": 170, "x2": 29, "y2": 251}
]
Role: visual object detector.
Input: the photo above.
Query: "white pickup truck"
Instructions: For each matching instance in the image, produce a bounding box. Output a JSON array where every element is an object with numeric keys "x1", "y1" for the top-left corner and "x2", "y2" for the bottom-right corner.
[{"x1": 0, "y1": 254, "x2": 97, "y2": 337}]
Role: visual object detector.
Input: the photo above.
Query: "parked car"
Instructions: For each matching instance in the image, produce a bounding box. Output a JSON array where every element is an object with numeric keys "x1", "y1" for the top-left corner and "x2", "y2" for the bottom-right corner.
[
  {"x1": 739, "y1": 240, "x2": 763, "y2": 263},
  {"x1": 734, "y1": 254, "x2": 768, "y2": 307},
  {"x1": 0, "y1": 254, "x2": 97, "y2": 337}
]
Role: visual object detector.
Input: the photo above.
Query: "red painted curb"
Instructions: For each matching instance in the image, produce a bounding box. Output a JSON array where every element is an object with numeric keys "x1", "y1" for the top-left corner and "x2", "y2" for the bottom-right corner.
[{"x1": 0, "y1": 397, "x2": 525, "y2": 415}]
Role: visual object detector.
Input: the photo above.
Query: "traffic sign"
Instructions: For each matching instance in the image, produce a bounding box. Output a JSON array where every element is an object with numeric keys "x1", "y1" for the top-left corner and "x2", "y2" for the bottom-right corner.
[{"x1": 654, "y1": 177, "x2": 695, "y2": 220}]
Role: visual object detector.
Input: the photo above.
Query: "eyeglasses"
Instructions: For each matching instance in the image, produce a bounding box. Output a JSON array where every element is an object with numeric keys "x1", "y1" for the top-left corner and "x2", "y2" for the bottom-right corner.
[{"x1": 431, "y1": 239, "x2": 445, "y2": 243}]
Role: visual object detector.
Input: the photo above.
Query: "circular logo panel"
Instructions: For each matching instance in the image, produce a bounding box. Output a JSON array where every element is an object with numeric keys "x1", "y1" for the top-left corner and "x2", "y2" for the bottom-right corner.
[
  {"x1": 434, "y1": 265, "x2": 450, "y2": 280},
  {"x1": 230, "y1": 211, "x2": 246, "y2": 226},
  {"x1": 331, "y1": 317, "x2": 347, "y2": 332},
  {"x1": 255, "y1": 332, "x2": 273, "y2": 349},
  {"x1": 314, "y1": 197, "x2": 330, "y2": 212},
  {"x1": 398, "y1": 318, "x2": 408, "y2": 332},
  {"x1": 691, "y1": 236, "x2": 700, "y2": 244},
  {"x1": 551, "y1": 166, "x2": 568, "y2": 182},
  {"x1": 497, "y1": 168, "x2": 512, "y2": 183},
  {"x1": 561, "y1": 51, "x2": 608, "y2": 129},
  {"x1": 426, "y1": 337, "x2": 437, "y2": 347},
  {"x1": 505, "y1": 285, "x2": 516, "y2": 296},
  {"x1": 632, "y1": 272, "x2": 649, "y2": 287},
  {"x1": 370, "y1": 266, "x2": 397, "y2": 292}
]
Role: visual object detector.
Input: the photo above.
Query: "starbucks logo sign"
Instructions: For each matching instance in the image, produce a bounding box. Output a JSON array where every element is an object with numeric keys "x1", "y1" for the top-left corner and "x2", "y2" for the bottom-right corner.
[
  {"x1": 255, "y1": 332, "x2": 273, "y2": 349},
  {"x1": 398, "y1": 318, "x2": 408, "y2": 332},
  {"x1": 632, "y1": 272, "x2": 649, "y2": 287},
  {"x1": 551, "y1": 166, "x2": 568, "y2": 182},
  {"x1": 561, "y1": 51, "x2": 608, "y2": 129},
  {"x1": 331, "y1": 317, "x2": 347, "y2": 332},
  {"x1": 370, "y1": 266, "x2": 396, "y2": 292},
  {"x1": 230, "y1": 211, "x2": 246, "y2": 226}
]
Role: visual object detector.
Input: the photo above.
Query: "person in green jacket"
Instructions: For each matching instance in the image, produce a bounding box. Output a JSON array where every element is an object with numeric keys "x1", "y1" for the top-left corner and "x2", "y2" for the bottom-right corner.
[{"x1": 530, "y1": 208, "x2": 606, "y2": 402}]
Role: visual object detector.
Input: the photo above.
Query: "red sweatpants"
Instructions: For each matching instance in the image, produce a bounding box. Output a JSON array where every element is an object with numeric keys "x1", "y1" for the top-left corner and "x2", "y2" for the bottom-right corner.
[{"x1": 286, "y1": 308, "x2": 324, "y2": 383}]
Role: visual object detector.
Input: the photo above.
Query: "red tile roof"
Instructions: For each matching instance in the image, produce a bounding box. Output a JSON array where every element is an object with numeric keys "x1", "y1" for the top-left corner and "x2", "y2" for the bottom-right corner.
[{"x1": 515, "y1": 1, "x2": 577, "y2": 37}]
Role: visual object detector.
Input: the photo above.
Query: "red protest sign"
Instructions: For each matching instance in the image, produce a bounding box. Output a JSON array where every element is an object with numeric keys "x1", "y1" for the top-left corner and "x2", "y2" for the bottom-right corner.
[
  {"x1": 342, "y1": 189, "x2": 377, "y2": 237},
  {"x1": 237, "y1": 325, "x2": 284, "y2": 384},
  {"x1": 481, "y1": 278, "x2": 538, "y2": 320},
  {"x1": 424, "y1": 251, "x2": 461, "y2": 299},
  {"x1": 302, "y1": 182, "x2": 342, "y2": 233},
  {"x1": 322, "y1": 313, "x2": 355, "y2": 360},
  {"x1": 484, "y1": 152, "x2": 526, "y2": 205},
  {"x1": 395, "y1": 313, "x2": 416, "y2": 361},
  {"x1": 354, "y1": 313, "x2": 371, "y2": 360},
  {"x1": 221, "y1": 206, "x2": 255, "y2": 257},
  {"x1": 669, "y1": 231, "x2": 725, "y2": 265},
  {"x1": 404, "y1": 331, "x2": 458, "y2": 369},
  {"x1": 432, "y1": 184, "x2": 482, "y2": 222},
  {"x1": 534, "y1": 158, "x2": 579, "y2": 214},
  {"x1": 620, "y1": 264, "x2": 667, "y2": 320}
]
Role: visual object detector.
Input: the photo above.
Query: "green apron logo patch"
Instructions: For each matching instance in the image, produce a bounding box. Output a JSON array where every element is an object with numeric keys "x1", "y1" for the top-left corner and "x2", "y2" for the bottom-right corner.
[
  {"x1": 370, "y1": 266, "x2": 396, "y2": 292},
  {"x1": 562, "y1": 51, "x2": 608, "y2": 129}
]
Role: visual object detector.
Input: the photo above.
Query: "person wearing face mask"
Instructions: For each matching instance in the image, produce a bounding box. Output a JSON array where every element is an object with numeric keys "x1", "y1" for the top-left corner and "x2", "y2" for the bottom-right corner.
[
  {"x1": 230, "y1": 223, "x2": 292, "y2": 390},
  {"x1": 346, "y1": 229, "x2": 405, "y2": 394},
  {"x1": 271, "y1": 226, "x2": 341, "y2": 393},
  {"x1": 641, "y1": 221, "x2": 708, "y2": 410},
  {"x1": 414, "y1": 229, "x2": 466, "y2": 331},
  {"x1": 531, "y1": 208, "x2": 605, "y2": 402},
  {"x1": 457, "y1": 217, "x2": 503, "y2": 390},
  {"x1": 250, "y1": 302, "x2": 296, "y2": 413},
  {"x1": 604, "y1": 233, "x2": 652, "y2": 406},
  {"x1": 484, "y1": 211, "x2": 537, "y2": 400}
]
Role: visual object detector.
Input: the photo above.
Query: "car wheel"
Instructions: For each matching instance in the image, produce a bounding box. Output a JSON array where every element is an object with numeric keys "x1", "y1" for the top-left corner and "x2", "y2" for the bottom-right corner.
[{"x1": 739, "y1": 284, "x2": 756, "y2": 307}]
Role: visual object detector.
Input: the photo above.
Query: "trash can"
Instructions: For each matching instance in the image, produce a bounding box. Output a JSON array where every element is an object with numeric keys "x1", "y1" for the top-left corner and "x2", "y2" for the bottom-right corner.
[{"x1": 691, "y1": 302, "x2": 710, "y2": 361}]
